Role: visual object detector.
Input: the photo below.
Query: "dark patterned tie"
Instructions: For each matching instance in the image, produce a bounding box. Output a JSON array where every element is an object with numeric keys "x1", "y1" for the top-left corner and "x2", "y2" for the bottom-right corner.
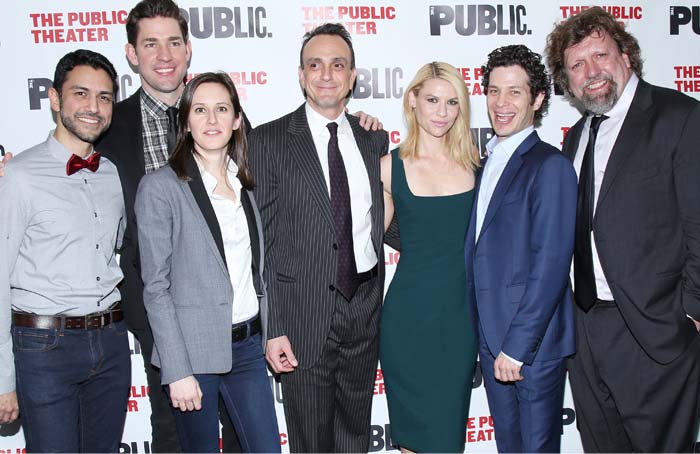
[
  {"x1": 327, "y1": 122, "x2": 358, "y2": 301},
  {"x1": 574, "y1": 114, "x2": 608, "y2": 312},
  {"x1": 166, "y1": 106, "x2": 179, "y2": 154}
]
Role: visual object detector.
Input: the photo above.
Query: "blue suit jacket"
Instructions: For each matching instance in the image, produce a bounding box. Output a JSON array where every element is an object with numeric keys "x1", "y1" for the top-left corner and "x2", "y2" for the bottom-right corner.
[{"x1": 465, "y1": 131, "x2": 577, "y2": 365}]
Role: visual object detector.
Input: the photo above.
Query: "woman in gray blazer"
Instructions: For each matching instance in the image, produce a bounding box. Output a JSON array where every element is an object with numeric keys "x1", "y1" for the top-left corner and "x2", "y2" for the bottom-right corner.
[{"x1": 135, "y1": 72, "x2": 279, "y2": 453}]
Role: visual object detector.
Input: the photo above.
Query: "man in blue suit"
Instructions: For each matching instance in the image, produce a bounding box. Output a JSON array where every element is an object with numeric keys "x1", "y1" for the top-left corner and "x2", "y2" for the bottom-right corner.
[{"x1": 465, "y1": 45, "x2": 577, "y2": 453}]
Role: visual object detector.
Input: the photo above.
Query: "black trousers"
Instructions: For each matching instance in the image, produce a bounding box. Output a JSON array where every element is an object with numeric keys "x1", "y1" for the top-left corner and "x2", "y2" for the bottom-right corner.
[
  {"x1": 280, "y1": 278, "x2": 382, "y2": 453},
  {"x1": 568, "y1": 301, "x2": 700, "y2": 452}
]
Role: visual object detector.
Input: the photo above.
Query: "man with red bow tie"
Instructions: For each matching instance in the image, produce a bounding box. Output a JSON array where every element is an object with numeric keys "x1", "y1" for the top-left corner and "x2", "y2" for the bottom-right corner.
[{"x1": 0, "y1": 49, "x2": 130, "y2": 453}]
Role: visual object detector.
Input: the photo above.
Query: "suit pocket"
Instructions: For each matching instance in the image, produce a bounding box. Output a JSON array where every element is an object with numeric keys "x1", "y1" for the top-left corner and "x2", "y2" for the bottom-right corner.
[
  {"x1": 626, "y1": 166, "x2": 659, "y2": 182},
  {"x1": 656, "y1": 268, "x2": 681, "y2": 278},
  {"x1": 276, "y1": 272, "x2": 296, "y2": 283},
  {"x1": 502, "y1": 193, "x2": 523, "y2": 205}
]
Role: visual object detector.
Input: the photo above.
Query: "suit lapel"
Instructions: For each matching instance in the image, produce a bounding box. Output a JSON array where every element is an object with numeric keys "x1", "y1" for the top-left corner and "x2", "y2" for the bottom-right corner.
[
  {"x1": 465, "y1": 157, "x2": 486, "y2": 250},
  {"x1": 596, "y1": 80, "x2": 653, "y2": 212},
  {"x1": 288, "y1": 105, "x2": 334, "y2": 228},
  {"x1": 183, "y1": 155, "x2": 228, "y2": 273},
  {"x1": 562, "y1": 117, "x2": 585, "y2": 162},
  {"x1": 477, "y1": 131, "x2": 539, "y2": 243},
  {"x1": 128, "y1": 89, "x2": 147, "y2": 175},
  {"x1": 241, "y1": 189, "x2": 263, "y2": 295}
]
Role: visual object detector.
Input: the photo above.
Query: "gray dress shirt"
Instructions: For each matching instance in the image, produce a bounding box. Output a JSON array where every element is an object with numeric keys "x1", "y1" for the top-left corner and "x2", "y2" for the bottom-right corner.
[{"x1": 0, "y1": 132, "x2": 125, "y2": 393}]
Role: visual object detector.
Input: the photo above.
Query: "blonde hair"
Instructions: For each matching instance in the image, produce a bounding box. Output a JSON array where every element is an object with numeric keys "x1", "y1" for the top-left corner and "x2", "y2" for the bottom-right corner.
[{"x1": 399, "y1": 61, "x2": 479, "y2": 170}]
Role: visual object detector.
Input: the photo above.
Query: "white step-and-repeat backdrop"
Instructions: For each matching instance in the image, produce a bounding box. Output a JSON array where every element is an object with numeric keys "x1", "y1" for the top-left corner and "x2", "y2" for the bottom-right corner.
[{"x1": 1, "y1": 0, "x2": 699, "y2": 452}]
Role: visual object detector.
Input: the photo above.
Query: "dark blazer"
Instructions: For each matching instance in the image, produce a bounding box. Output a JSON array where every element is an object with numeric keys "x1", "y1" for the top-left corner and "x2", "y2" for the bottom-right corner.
[
  {"x1": 248, "y1": 104, "x2": 388, "y2": 368},
  {"x1": 562, "y1": 79, "x2": 700, "y2": 365},
  {"x1": 135, "y1": 155, "x2": 267, "y2": 384},
  {"x1": 465, "y1": 131, "x2": 577, "y2": 364},
  {"x1": 97, "y1": 90, "x2": 148, "y2": 334}
]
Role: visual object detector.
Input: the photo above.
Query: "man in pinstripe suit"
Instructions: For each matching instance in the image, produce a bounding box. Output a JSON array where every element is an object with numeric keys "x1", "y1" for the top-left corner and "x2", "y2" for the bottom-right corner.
[{"x1": 249, "y1": 23, "x2": 389, "y2": 452}]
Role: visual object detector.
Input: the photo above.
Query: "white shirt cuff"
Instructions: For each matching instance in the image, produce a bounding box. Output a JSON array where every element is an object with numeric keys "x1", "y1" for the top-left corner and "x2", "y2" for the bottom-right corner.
[{"x1": 501, "y1": 351, "x2": 523, "y2": 367}]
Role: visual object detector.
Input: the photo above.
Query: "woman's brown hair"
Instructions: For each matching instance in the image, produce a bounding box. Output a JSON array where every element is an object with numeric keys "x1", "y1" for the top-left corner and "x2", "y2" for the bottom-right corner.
[{"x1": 169, "y1": 72, "x2": 253, "y2": 189}]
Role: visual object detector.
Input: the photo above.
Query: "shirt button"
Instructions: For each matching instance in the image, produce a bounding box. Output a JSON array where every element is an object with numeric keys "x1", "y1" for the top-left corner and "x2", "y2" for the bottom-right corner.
[
  {"x1": 96, "y1": 276, "x2": 101, "y2": 282},
  {"x1": 96, "y1": 244, "x2": 99, "y2": 250},
  {"x1": 332, "y1": 243, "x2": 338, "y2": 250},
  {"x1": 329, "y1": 285, "x2": 335, "y2": 292},
  {"x1": 94, "y1": 212, "x2": 98, "y2": 218}
]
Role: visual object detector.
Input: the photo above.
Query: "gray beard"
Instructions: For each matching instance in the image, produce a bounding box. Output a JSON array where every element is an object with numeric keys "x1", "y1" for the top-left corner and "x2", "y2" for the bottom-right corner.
[{"x1": 577, "y1": 78, "x2": 620, "y2": 115}]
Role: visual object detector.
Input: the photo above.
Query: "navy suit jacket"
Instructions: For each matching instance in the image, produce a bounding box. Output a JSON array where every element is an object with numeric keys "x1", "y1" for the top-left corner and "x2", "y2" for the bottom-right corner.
[{"x1": 465, "y1": 131, "x2": 577, "y2": 365}]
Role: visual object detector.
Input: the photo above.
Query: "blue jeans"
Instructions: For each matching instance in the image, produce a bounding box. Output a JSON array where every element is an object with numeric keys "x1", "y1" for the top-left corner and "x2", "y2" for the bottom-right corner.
[
  {"x1": 169, "y1": 332, "x2": 280, "y2": 453},
  {"x1": 12, "y1": 320, "x2": 131, "y2": 453}
]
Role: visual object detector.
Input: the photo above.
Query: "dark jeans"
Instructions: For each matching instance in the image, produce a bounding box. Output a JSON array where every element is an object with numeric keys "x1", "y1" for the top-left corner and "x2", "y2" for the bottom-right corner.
[
  {"x1": 169, "y1": 333, "x2": 280, "y2": 453},
  {"x1": 135, "y1": 328, "x2": 243, "y2": 453},
  {"x1": 12, "y1": 320, "x2": 131, "y2": 453}
]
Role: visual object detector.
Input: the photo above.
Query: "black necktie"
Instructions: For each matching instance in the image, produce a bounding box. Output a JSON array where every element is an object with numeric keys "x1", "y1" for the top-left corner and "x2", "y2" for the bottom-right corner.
[
  {"x1": 166, "y1": 106, "x2": 179, "y2": 154},
  {"x1": 327, "y1": 122, "x2": 358, "y2": 301},
  {"x1": 574, "y1": 114, "x2": 608, "y2": 312}
]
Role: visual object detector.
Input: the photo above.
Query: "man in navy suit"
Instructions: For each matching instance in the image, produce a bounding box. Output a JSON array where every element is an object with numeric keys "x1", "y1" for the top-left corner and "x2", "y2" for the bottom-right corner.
[{"x1": 465, "y1": 45, "x2": 577, "y2": 453}]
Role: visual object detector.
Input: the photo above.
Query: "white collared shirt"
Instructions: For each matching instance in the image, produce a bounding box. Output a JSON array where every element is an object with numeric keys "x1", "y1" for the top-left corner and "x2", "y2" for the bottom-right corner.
[
  {"x1": 198, "y1": 159, "x2": 259, "y2": 323},
  {"x1": 305, "y1": 104, "x2": 377, "y2": 272},
  {"x1": 475, "y1": 126, "x2": 535, "y2": 242},
  {"x1": 570, "y1": 74, "x2": 639, "y2": 300}
]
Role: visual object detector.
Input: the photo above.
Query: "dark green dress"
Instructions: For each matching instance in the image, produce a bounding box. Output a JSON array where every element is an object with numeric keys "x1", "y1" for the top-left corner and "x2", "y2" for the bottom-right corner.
[{"x1": 380, "y1": 149, "x2": 477, "y2": 453}]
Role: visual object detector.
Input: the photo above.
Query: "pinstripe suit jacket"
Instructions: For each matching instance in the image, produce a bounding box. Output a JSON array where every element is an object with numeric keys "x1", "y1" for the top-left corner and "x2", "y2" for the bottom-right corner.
[
  {"x1": 249, "y1": 103, "x2": 388, "y2": 368},
  {"x1": 135, "y1": 155, "x2": 267, "y2": 385}
]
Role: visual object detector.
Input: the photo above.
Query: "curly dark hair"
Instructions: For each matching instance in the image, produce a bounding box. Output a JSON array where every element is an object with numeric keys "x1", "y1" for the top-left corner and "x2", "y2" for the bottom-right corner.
[
  {"x1": 545, "y1": 6, "x2": 642, "y2": 98},
  {"x1": 481, "y1": 45, "x2": 551, "y2": 123}
]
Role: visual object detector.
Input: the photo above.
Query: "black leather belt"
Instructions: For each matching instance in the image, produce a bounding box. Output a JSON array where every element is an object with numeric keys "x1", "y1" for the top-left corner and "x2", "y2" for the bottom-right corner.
[
  {"x1": 12, "y1": 305, "x2": 123, "y2": 330},
  {"x1": 232, "y1": 316, "x2": 261, "y2": 343},
  {"x1": 356, "y1": 265, "x2": 378, "y2": 284}
]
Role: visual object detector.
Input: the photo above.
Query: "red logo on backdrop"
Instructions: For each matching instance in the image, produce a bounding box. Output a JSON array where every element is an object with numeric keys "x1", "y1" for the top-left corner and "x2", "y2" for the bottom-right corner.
[
  {"x1": 385, "y1": 250, "x2": 400, "y2": 266},
  {"x1": 559, "y1": 5, "x2": 642, "y2": 21},
  {"x1": 127, "y1": 385, "x2": 150, "y2": 413},
  {"x1": 0, "y1": 448, "x2": 26, "y2": 454},
  {"x1": 561, "y1": 126, "x2": 571, "y2": 146},
  {"x1": 456, "y1": 67, "x2": 485, "y2": 96},
  {"x1": 29, "y1": 10, "x2": 127, "y2": 44},
  {"x1": 186, "y1": 71, "x2": 268, "y2": 102},
  {"x1": 301, "y1": 5, "x2": 397, "y2": 34},
  {"x1": 466, "y1": 415, "x2": 495, "y2": 443},
  {"x1": 388, "y1": 130, "x2": 401, "y2": 145},
  {"x1": 374, "y1": 369, "x2": 386, "y2": 395},
  {"x1": 674, "y1": 66, "x2": 700, "y2": 92}
]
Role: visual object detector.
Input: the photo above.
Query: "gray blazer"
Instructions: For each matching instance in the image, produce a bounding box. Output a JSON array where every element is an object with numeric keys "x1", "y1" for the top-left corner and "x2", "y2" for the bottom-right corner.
[{"x1": 135, "y1": 155, "x2": 267, "y2": 385}]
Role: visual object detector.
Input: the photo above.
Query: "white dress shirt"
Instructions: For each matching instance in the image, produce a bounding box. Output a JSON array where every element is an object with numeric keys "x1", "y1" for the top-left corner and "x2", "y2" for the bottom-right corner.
[
  {"x1": 475, "y1": 126, "x2": 536, "y2": 366},
  {"x1": 198, "y1": 159, "x2": 259, "y2": 324},
  {"x1": 570, "y1": 74, "x2": 639, "y2": 301},
  {"x1": 305, "y1": 104, "x2": 377, "y2": 272}
]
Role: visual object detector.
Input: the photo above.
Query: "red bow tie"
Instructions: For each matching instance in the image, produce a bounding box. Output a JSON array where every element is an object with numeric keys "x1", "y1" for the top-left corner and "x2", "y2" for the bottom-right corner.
[{"x1": 66, "y1": 152, "x2": 101, "y2": 176}]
